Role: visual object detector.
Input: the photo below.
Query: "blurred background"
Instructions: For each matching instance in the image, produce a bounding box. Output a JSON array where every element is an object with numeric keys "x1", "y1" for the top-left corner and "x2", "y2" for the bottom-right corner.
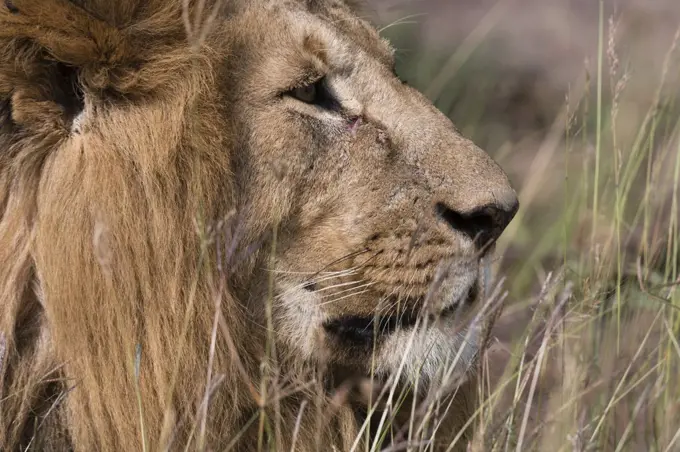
[{"x1": 363, "y1": 1, "x2": 680, "y2": 450}]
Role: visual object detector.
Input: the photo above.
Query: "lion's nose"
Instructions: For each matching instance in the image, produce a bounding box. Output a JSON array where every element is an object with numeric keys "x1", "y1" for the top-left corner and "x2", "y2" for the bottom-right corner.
[{"x1": 435, "y1": 190, "x2": 519, "y2": 249}]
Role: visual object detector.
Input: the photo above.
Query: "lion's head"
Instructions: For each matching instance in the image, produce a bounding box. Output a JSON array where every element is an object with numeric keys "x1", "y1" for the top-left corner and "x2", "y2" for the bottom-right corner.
[{"x1": 0, "y1": 0, "x2": 517, "y2": 450}]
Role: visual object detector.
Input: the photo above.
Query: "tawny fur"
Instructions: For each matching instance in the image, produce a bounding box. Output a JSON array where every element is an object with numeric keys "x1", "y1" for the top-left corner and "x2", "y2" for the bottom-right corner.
[{"x1": 0, "y1": 1, "x2": 517, "y2": 450}]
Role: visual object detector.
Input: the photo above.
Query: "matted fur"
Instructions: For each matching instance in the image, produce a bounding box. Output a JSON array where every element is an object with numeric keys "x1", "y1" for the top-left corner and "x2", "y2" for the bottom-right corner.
[{"x1": 0, "y1": 0, "x2": 517, "y2": 450}]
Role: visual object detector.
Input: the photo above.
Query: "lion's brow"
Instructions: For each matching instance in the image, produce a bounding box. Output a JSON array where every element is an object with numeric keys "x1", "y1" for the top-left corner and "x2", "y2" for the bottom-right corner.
[
  {"x1": 302, "y1": 33, "x2": 329, "y2": 66},
  {"x1": 320, "y1": 4, "x2": 395, "y2": 68}
]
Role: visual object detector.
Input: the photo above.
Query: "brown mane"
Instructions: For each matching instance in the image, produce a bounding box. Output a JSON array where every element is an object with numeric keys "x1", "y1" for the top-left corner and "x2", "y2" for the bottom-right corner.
[{"x1": 0, "y1": 1, "x2": 352, "y2": 450}]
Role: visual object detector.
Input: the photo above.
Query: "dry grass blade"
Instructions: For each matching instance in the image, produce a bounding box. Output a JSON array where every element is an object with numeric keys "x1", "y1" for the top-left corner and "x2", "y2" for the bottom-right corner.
[{"x1": 515, "y1": 282, "x2": 573, "y2": 451}]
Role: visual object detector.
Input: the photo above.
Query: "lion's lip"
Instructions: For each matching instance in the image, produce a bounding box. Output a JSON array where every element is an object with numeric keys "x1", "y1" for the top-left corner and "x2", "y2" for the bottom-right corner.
[
  {"x1": 323, "y1": 284, "x2": 478, "y2": 345},
  {"x1": 323, "y1": 312, "x2": 415, "y2": 344}
]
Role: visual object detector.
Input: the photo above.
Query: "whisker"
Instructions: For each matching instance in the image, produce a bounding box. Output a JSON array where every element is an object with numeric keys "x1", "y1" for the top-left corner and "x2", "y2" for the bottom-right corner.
[
  {"x1": 376, "y1": 290, "x2": 399, "y2": 316},
  {"x1": 313, "y1": 248, "x2": 371, "y2": 271},
  {"x1": 307, "y1": 249, "x2": 380, "y2": 281},
  {"x1": 319, "y1": 281, "x2": 376, "y2": 298},
  {"x1": 281, "y1": 270, "x2": 363, "y2": 296},
  {"x1": 318, "y1": 289, "x2": 374, "y2": 306},
  {"x1": 275, "y1": 269, "x2": 361, "y2": 297},
  {"x1": 312, "y1": 279, "x2": 369, "y2": 293},
  {"x1": 306, "y1": 268, "x2": 361, "y2": 283},
  {"x1": 266, "y1": 269, "x2": 322, "y2": 275}
]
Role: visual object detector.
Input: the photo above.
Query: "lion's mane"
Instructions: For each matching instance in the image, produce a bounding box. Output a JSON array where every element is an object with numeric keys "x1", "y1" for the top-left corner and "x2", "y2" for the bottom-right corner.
[{"x1": 0, "y1": 1, "x2": 365, "y2": 450}]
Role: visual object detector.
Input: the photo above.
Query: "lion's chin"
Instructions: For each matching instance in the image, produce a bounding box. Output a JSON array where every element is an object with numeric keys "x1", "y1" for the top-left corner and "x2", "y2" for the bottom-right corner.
[
  {"x1": 277, "y1": 262, "x2": 487, "y2": 390},
  {"x1": 322, "y1": 297, "x2": 481, "y2": 401},
  {"x1": 328, "y1": 316, "x2": 480, "y2": 410},
  {"x1": 374, "y1": 318, "x2": 480, "y2": 388},
  {"x1": 370, "y1": 269, "x2": 485, "y2": 389}
]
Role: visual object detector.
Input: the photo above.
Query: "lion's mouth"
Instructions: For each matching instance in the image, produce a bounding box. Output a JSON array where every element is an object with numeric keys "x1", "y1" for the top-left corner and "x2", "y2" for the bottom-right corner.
[{"x1": 323, "y1": 284, "x2": 478, "y2": 346}]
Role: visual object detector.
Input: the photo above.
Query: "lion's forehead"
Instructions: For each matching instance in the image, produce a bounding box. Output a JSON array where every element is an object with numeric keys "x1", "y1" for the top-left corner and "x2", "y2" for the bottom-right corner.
[{"x1": 244, "y1": 0, "x2": 394, "y2": 69}]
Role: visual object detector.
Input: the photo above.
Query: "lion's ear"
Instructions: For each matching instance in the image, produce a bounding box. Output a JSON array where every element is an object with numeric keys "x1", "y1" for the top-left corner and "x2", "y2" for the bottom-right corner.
[
  {"x1": 0, "y1": 0, "x2": 204, "y2": 132},
  {"x1": 0, "y1": 0, "x2": 205, "y2": 98},
  {"x1": 0, "y1": 0, "x2": 131, "y2": 68}
]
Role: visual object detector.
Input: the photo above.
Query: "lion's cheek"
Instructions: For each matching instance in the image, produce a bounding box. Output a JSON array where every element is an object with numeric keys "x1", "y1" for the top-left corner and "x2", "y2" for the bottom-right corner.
[{"x1": 273, "y1": 280, "x2": 328, "y2": 360}]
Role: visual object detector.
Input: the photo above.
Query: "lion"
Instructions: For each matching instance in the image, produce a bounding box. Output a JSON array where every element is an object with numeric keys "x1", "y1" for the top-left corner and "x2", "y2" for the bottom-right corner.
[{"x1": 0, "y1": 0, "x2": 518, "y2": 450}]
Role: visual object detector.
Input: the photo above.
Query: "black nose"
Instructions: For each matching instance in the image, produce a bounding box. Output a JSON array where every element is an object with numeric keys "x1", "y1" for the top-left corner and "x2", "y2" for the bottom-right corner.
[{"x1": 435, "y1": 197, "x2": 519, "y2": 249}]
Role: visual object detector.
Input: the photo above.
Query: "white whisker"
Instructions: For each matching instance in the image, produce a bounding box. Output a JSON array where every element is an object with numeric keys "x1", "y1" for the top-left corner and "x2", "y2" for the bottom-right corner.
[
  {"x1": 310, "y1": 279, "x2": 367, "y2": 293},
  {"x1": 319, "y1": 281, "x2": 376, "y2": 298},
  {"x1": 318, "y1": 289, "x2": 374, "y2": 306}
]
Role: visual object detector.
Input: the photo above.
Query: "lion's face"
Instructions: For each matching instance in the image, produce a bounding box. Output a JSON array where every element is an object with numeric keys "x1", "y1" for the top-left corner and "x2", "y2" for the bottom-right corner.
[{"x1": 224, "y1": 1, "x2": 518, "y2": 384}]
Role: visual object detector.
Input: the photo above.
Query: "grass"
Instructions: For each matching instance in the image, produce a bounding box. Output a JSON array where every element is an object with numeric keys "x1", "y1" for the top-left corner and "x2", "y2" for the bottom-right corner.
[{"x1": 366, "y1": 2, "x2": 680, "y2": 451}]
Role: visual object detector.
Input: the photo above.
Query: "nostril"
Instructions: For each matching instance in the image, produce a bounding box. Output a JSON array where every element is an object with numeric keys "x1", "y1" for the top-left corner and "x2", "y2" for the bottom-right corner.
[{"x1": 434, "y1": 202, "x2": 502, "y2": 248}]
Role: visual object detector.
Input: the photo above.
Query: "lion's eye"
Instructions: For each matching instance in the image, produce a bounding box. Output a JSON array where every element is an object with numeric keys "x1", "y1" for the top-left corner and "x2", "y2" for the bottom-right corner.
[
  {"x1": 291, "y1": 83, "x2": 318, "y2": 103},
  {"x1": 285, "y1": 77, "x2": 340, "y2": 111},
  {"x1": 288, "y1": 78, "x2": 326, "y2": 105}
]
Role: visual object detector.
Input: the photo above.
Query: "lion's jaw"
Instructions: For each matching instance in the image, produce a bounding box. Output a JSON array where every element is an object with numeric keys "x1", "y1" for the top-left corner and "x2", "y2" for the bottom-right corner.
[{"x1": 275, "y1": 263, "x2": 485, "y2": 386}]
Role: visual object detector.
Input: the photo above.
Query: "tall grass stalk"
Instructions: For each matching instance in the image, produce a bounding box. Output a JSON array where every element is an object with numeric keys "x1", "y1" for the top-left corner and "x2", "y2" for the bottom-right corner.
[{"x1": 591, "y1": 0, "x2": 604, "y2": 270}]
